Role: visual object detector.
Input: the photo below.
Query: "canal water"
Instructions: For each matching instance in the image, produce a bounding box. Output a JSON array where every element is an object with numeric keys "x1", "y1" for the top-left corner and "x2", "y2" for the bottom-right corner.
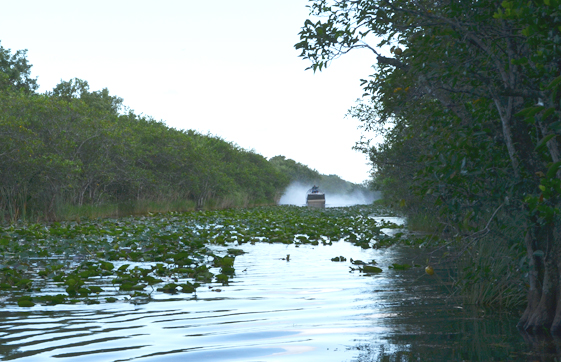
[{"x1": 0, "y1": 240, "x2": 558, "y2": 361}]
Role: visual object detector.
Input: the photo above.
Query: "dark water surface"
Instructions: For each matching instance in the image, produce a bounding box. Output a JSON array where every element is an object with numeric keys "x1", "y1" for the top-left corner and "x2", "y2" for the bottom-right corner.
[{"x1": 0, "y1": 241, "x2": 558, "y2": 361}]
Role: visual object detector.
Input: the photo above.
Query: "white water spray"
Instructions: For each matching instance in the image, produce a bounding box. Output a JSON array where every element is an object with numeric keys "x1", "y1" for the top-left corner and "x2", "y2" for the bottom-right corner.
[{"x1": 278, "y1": 182, "x2": 380, "y2": 207}]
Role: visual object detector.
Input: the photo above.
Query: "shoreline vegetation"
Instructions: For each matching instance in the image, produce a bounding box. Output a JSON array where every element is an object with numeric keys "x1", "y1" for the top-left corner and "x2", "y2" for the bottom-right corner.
[
  {"x1": 0, "y1": 41, "x2": 368, "y2": 224},
  {"x1": 296, "y1": 0, "x2": 561, "y2": 334}
]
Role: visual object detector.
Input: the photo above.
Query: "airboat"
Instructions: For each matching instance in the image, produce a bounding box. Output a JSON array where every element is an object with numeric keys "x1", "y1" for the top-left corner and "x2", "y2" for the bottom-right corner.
[{"x1": 306, "y1": 186, "x2": 326, "y2": 207}]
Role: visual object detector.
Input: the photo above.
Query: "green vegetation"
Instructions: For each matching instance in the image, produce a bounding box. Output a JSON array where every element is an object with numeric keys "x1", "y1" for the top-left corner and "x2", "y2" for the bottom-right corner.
[
  {"x1": 0, "y1": 204, "x2": 403, "y2": 307},
  {"x1": 270, "y1": 155, "x2": 370, "y2": 194},
  {"x1": 296, "y1": 0, "x2": 561, "y2": 333},
  {"x1": 269, "y1": 156, "x2": 322, "y2": 183},
  {"x1": 0, "y1": 41, "x2": 289, "y2": 222}
]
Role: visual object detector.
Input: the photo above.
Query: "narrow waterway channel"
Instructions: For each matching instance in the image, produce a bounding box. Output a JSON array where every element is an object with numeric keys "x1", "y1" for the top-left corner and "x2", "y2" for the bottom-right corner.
[{"x1": 1, "y1": 237, "x2": 555, "y2": 361}]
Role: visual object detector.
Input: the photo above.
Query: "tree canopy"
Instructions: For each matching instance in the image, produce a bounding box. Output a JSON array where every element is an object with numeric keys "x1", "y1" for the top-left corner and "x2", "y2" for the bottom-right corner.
[
  {"x1": 0, "y1": 42, "x2": 37, "y2": 93},
  {"x1": 0, "y1": 42, "x2": 290, "y2": 221},
  {"x1": 297, "y1": 0, "x2": 561, "y2": 333}
]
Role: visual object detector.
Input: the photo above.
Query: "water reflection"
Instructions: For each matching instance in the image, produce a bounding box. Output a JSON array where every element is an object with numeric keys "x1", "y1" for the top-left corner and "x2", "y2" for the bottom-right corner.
[
  {"x1": 0, "y1": 243, "x2": 555, "y2": 361},
  {"x1": 0, "y1": 242, "x2": 391, "y2": 361},
  {"x1": 349, "y1": 247, "x2": 560, "y2": 361}
]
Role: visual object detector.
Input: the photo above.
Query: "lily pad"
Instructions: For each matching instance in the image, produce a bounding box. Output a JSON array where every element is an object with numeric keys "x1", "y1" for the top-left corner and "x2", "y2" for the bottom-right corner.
[
  {"x1": 216, "y1": 274, "x2": 229, "y2": 285},
  {"x1": 158, "y1": 283, "x2": 179, "y2": 294},
  {"x1": 331, "y1": 256, "x2": 347, "y2": 262},
  {"x1": 227, "y1": 248, "x2": 246, "y2": 256},
  {"x1": 362, "y1": 265, "x2": 383, "y2": 273},
  {"x1": 17, "y1": 296, "x2": 35, "y2": 307}
]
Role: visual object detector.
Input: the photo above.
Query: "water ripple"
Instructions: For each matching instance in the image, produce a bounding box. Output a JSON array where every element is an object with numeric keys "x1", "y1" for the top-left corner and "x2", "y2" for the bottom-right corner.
[{"x1": 0, "y1": 241, "x2": 529, "y2": 361}]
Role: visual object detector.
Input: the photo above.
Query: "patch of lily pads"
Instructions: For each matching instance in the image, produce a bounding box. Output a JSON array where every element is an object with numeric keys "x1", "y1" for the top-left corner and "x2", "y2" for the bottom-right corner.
[{"x1": 0, "y1": 205, "x2": 405, "y2": 307}]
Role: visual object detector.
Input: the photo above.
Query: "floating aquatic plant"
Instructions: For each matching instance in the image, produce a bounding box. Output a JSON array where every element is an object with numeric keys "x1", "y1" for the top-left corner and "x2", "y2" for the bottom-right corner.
[
  {"x1": 331, "y1": 256, "x2": 347, "y2": 262},
  {"x1": 0, "y1": 204, "x2": 405, "y2": 307},
  {"x1": 362, "y1": 265, "x2": 383, "y2": 273}
]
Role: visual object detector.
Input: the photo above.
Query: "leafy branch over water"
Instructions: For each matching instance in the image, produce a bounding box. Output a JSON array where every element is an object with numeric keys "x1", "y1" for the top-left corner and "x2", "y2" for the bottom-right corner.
[{"x1": 0, "y1": 205, "x2": 403, "y2": 307}]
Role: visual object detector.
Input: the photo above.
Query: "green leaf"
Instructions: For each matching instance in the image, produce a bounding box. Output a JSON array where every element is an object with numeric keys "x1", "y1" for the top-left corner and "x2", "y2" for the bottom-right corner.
[
  {"x1": 515, "y1": 106, "x2": 544, "y2": 118},
  {"x1": 535, "y1": 134, "x2": 556, "y2": 151},
  {"x1": 542, "y1": 107, "x2": 556, "y2": 119},
  {"x1": 362, "y1": 265, "x2": 382, "y2": 273},
  {"x1": 522, "y1": 27, "x2": 532, "y2": 37},
  {"x1": 511, "y1": 57, "x2": 528, "y2": 65},
  {"x1": 546, "y1": 161, "x2": 561, "y2": 178},
  {"x1": 547, "y1": 76, "x2": 561, "y2": 90},
  {"x1": 17, "y1": 296, "x2": 35, "y2": 308},
  {"x1": 550, "y1": 121, "x2": 561, "y2": 131},
  {"x1": 493, "y1": 8, "x2": 503, "y2": 19}
]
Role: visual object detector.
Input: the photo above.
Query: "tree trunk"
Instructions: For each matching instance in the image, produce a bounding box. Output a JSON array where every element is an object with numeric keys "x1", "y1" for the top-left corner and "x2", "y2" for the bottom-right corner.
[
  {"x1": 494, "y1": 96, "x2": 521, "y2": 179},
  {"x1": 518, "y1": 223, "x2": 544, "y2": 329},
  {"x1": 519, "y1": 221, "x2": 561, "y2": 334},
  {"x1": 550, "y1": 223, "x2": 561, "y2": 334}
]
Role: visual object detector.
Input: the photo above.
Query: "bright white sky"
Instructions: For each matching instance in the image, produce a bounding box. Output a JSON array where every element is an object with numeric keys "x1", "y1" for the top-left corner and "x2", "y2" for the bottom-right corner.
[{"x1": 0, "y1": 0, "x2": 380, "y2": 184}]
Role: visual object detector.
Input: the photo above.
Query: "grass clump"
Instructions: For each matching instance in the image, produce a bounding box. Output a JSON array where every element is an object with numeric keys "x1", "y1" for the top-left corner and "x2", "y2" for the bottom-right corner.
[{"x1": 452, "y1": 230, "x2": 526, "y2": 309}]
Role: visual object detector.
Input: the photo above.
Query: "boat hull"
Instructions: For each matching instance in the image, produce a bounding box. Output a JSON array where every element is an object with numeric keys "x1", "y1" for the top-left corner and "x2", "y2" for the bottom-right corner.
[{"x1": 306, "y1": 193, "x2": 325, "y2": 207}]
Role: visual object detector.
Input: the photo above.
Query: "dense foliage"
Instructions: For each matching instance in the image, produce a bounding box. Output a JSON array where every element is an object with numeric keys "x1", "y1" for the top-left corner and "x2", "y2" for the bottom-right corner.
[
  {"x1": 296, "y1": 0, "x2": 561, "y2": 333},
  {"x1": 270, "y1": 155, "x2": 322, "y2": 183},
  {"x1": 0, "y1": 205, "x2": 402, "y2": 307},
  {"x1": 0, "y1": 42, "x2": 289, "y2": 221}
]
